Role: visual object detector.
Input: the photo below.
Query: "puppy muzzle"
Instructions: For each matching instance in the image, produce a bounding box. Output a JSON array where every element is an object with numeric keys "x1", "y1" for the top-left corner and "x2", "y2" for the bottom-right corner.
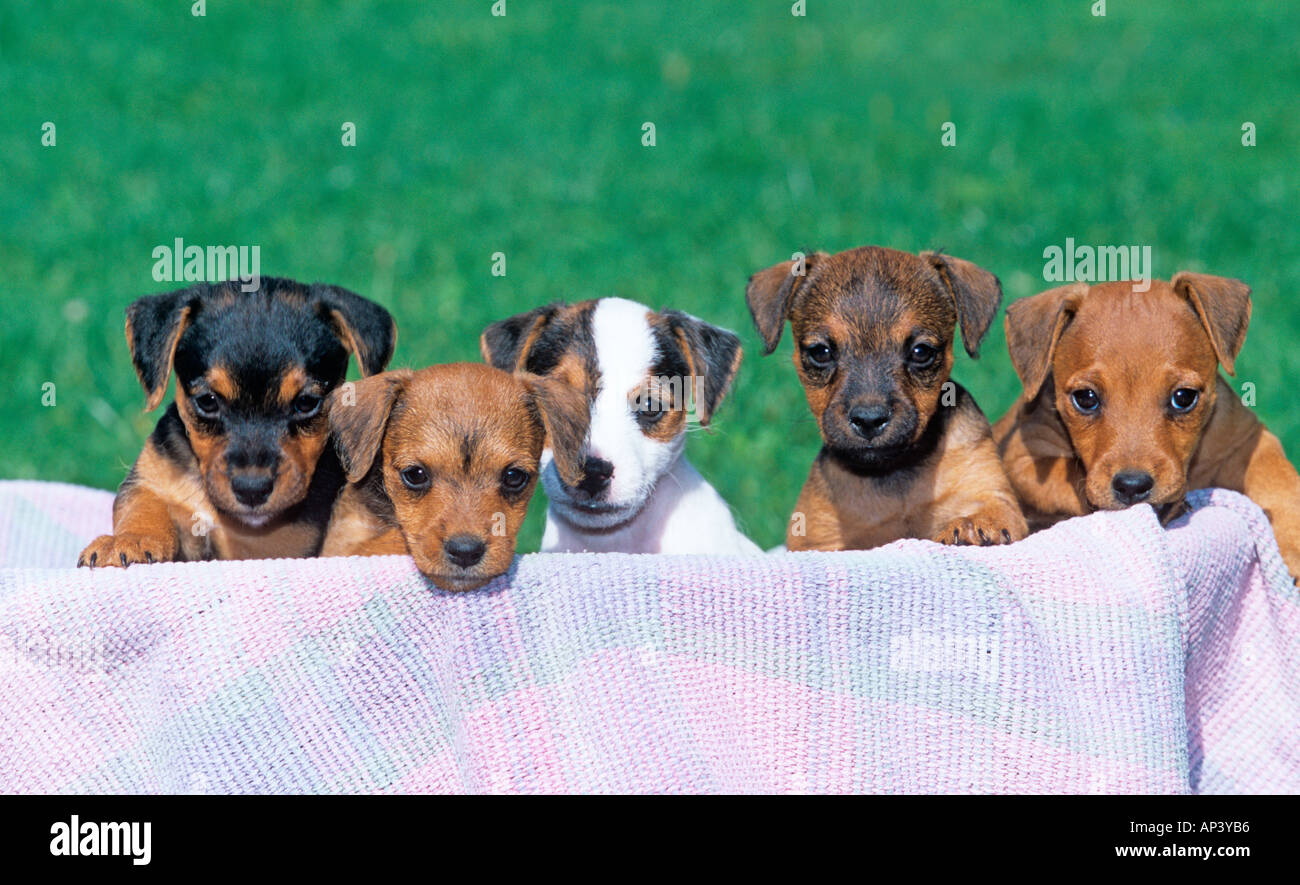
[
  {"x1": 211, "y1": 440, "x2": 303, "y2": 523},
  {"x1": 542, "y1": 462, "x2": 648, "y2": 531},
  {"x1": 410, "y1": 533, "x2": 506, "y2": 592},
  {"x1": 823, "y1": 398, "x2": 920, "y2": 459},
  {"x1": 1087, "y1": 466, "x2": 1186, "y2": 519}
]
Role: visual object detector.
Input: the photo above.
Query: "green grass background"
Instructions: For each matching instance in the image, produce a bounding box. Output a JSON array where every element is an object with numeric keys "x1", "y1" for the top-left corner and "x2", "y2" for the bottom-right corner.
[{"x1": 2, "y1": 1, "x2": 1296, "y2": 550}]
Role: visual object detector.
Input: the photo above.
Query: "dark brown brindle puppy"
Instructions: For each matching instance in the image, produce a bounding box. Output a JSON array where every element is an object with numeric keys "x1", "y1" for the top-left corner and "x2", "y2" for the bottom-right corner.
[
  {"x1": 78, "y1": 278, "x2": 395, "y2": 567},
  {"x1": 746, "y1": 245, "x2": 1027, "y2": 551},
  {"x1": 321, "y1": 363, "x2": 589, "y2": 591},
  {"x1": 994, "y1": 274, "x2": 1300, "y2": 582}
]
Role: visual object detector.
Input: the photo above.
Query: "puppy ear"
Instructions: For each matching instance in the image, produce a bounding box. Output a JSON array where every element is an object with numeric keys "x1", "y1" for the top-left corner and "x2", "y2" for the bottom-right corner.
[
  {"x1": 1172, "y1": 272, "x2": 1252, "y2": 376},
  {"x1": 1004, "y1": 283, "x2": 1089, "y2": 402},
  {"x1": 329, "y1": 369, "x2": 412, "y2": 483},
  {"x1": 922, "y1": 251, "x2": 1003, "y2": 358},
  {"x1": 662, "y1": 310, "x2": 743, "y2": 427},
  {"x1": 125, "y1": 285, "x2": 206, "y2": 411},
  {"x1": 310, "y1": 284, "x2": 396, "y2": 377},
  {"x1": 524, "y1": 375, "x2": 590, "y2": 488},
  {"x1": 745, "y1": 251, "x2": 824, "y2": 355},
  {"x1": 481, "y1": 304, "x2": 562, "y2": 372}
]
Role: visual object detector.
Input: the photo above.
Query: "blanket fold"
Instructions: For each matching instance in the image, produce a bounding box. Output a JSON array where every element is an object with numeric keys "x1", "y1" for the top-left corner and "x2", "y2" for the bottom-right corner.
[{"x1": 0, "y1": 480, "x2": 1295, "y2": 793}]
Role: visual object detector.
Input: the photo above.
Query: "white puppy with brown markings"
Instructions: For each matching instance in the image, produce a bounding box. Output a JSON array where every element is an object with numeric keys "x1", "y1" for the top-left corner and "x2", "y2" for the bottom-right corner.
[{"x1": 482, "y1": 297, "x2": 761, "y2": 554}]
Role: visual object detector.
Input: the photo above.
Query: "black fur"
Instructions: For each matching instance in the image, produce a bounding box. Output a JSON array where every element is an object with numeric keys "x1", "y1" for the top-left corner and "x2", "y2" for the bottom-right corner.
[
  {"x1": 126, "y1": 284, "x2": 206, "y2": 403},
  {"x1": 128, "y1": 277, "x2": 395, "y2": 408},
  {"x1": 822, "y1": 382, "x2": 980, "y2": 484},
  {"x1": 660, "y1": 310, "x2": 742, "y2": 423},
  {"x1": 310, "y1": 283, "x2": 397, "y2": 376},
  {"x1": 172, "y1": 287, "x2": 349, "y2": 399},
  {"x1": 482, "y1": 302, "x2": 600, "y2": 386},
  {"x1": 823, "y1": 405, "x2": 946, "y2": 483},
  {"x1": 481, "y1": 303, "x2": 562, "y2": 372}
]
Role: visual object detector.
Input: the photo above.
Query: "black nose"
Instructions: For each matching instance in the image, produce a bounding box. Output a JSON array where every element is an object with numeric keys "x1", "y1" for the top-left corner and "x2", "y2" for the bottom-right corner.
[
  {"x1": 1112, "y1": 470, "x2": 1155, "y2": 505},
  {"x1": 574, "y1": 457, "x2": 614, "y2": 498},
  {"x1": 848, "y1": 404, "x2": 892, "y2": 440},
  {"x1": 444, "y1": 534, "x2": 487, "y2": 569},
  {"x1": 230, "y1": 474, "x2": 274, "y2": 507}
]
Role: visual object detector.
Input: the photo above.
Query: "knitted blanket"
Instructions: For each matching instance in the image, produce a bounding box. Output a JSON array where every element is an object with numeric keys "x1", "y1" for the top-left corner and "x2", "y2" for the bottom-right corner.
[{"x1": 0, "y1": 480, "x2": 1295, "y2": 794}]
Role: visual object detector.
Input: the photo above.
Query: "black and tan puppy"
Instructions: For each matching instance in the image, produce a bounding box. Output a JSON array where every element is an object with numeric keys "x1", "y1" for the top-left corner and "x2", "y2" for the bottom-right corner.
[
  {"x1": 321, "y1": 363, "x2": 589, "y2": 591},
  {"x1": 746, "y1": 246, "x2": 1028, "y2": 551},
  {"x1": 78, "y1": 277, "x2": 395, "y2": 567}
]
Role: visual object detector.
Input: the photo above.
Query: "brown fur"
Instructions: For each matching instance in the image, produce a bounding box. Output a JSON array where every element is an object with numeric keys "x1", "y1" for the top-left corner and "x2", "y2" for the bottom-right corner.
[
  {"x1": 994, "y1": 275, "x2": 1300, "y2": 582},
  {"x1": 207, "y1": 366, "x2": 240, "y2": 401},
  {"x1": 77, "y1": 432, "x2": 329, "y2": 566},
  {"x1": 746, "y1": 245, "x2": 1028, "y2": 550},
  {"x1": 277, "y1": 367, "x2": 310, "y2": 406},
  {"x1": 80, "y1": 399, "x2": 335, "y2": 568},
  {"x1": 321, "y1": 363, "x2": 590, "y2": 591}
]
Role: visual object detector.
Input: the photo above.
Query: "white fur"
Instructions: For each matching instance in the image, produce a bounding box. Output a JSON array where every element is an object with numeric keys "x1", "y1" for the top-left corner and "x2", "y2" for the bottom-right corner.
[{"x1": 539, "y1": 297, "x2": 761, "y2": 555}]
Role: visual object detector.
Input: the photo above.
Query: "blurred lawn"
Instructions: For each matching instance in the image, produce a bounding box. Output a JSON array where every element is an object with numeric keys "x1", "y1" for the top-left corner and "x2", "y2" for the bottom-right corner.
[{"x1": 1, "y1": 1, "x2": 1297, "y2": 550}]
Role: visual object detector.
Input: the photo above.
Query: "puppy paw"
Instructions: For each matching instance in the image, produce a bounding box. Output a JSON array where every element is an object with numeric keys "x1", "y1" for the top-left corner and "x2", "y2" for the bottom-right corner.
[
  {"x1": 935, "y1": 515, "x2": 1021, "y2": 547},
  {"x1": 77, "y1": 534, "x2": 169, "y2": 568}
]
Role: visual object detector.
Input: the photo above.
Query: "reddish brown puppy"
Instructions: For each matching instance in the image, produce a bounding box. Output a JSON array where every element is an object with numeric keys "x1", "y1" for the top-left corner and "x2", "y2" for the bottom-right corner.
[
  {"x1": 994, "y1": 274, "x2": 1300, "y2": 582},
  {"x1": 747, "y1": 246, "x2": 1027, "y2": 551},
  {"x1": 321, "y1": 363, "x2": 589, "y2": 591}
]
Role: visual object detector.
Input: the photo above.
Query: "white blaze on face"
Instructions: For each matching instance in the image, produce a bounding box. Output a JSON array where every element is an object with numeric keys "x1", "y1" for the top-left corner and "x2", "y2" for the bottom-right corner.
[{"x1": 541, "y1": 297, "x2": 686, "y2": 528}]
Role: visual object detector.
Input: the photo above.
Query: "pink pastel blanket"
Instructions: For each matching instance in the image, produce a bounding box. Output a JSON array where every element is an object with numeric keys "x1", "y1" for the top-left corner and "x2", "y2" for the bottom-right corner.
[{"x1": 0, "y1": 480, "x2": 1295, "y2": 793}]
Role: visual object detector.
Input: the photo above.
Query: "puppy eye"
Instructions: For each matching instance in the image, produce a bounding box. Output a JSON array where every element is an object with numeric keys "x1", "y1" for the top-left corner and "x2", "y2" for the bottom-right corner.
[
  {"x1": 1070, "y1": 388, "x2": 1101, "y2": 414},
  {"x1": 1170, "y1": 388, "x2": 1200, "y2": 412},
  {"x1": 633, "y1": 386, "x2": 672, "y2": 425},
  {"x1": 908, "y1": 343, "x2": 938, "y2": 368},
  {"x1": 292, "y1": 393, "x2": 322, "y2": 417},
  {"x1": 193, "y1": 393, "x2": 221, "y2": 417},
  {"x1": 804, "y1": 343, "x2": 834, "y2": 369},
  {"x1": 501, "y1": 467, "x2": 530, "y2": 491},
  {"x1": 637, "y1": 405, "x2": 667, "y2": 425},
  {"x1": 399, "y1": 466, "x2": 430, "y2": 491}
]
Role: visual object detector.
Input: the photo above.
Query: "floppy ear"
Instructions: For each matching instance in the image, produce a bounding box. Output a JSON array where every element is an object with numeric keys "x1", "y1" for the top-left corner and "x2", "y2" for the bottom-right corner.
[
  {"x1": 662, "y1": 310, "x2": 743, "y2": 427},
  {"x1": 1004, "y1": 283, "x2": 1089, "y2": 402},
  {"x1": 745, "y1": 251, "x2": 825, "y2": 355},
  {"x1": 922, "y1": 251, "x2": 1003, "y2": 358},
  {"x1": 309, "y1": 284, "x2": 396, "y2": 377},
  {"x1": 523, "y1": 374, "x2": 590, "y2": 488},
  {"x1": 1171, "y1": 272, "x2": 1252, "y2": 376},
  {"x1": 329, "y1": 369, "x2": 412, "y2": 483},
  {"x1": 125, "y1": 285, "x2": 207, "y2": 411},
  {"x1": 481, "y1": 304, "x2": 563, "y2": 372}
]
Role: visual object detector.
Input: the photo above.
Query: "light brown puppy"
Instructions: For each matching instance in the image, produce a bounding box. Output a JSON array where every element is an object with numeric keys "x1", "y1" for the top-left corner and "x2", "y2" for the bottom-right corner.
[
  {"x1": 321, "y1": 363, "x2": 589, "y2": 591},
  {"x1": 994, "y1": 274, "x2": 1300, "y2": 582},
  {"x1": 747, "y1": 246, "x2": 1028, "y2": 551}
]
